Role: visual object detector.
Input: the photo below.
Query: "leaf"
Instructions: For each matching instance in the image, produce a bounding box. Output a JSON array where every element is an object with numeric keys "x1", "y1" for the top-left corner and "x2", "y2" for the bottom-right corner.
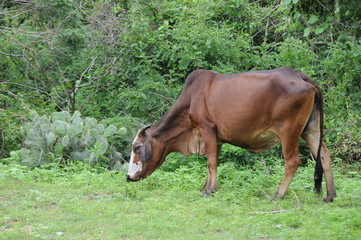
[
  {"x1": 117, "y1": 127, "x2": 128, "y2": 135},
  {"x1": 85, "y1": 117, "x2": 97, "y2": 128},
  {"x1": 46, "y1": 132, "x2": 57, "y2": 146},
  {"x1": 104, "y1": 125, "x2": 117, "y2": 137},
  {"x1": 70, "y1": 137, "x2": 81, "y2": 151},
  {"x1": 113, "y1": 152, "x2": 122, "y2": 161},
  {"x1": 20, "y1": 126, "x2": 25, "y2": 137},
  {"x1": 67, "y1": 124, "x2": 76, "y2": 138},
  {"x1": 315, "y1": 23, "x2": 328, "y2": 35},
  {"x1": 275, "y1": 25, "x2": 285, "y2": 33},
  {"x1": 88, "y1": 153, "x2": 98, "y2": 165},
  {"x1": 27, "y1": 128, "x2": 39, "y2": 140},
  {"x1": 346, "y1": 43, "x2": 351, "y2": 51},
  {"x1": 96, "y1": 124, "x2": 105, "y2": 134},
  {"x1": 89, "y1": 129, "x2": 99, "y2": 140},
  {"x1": 178, "y1": 58, "x2": 191, "y2": 70},
  {"x1": 62, "y1": 111, "x2": 71, "y2": 123},
  {"x1": 72, "y1": 110, "x2": 81, "y2": 120},
  {"x1": 54, "y1": 143, "x2": 63, "y2": 155},
  {"x1": 22, "y1": 157, "x2": 36, "y2": 164},
  {"x1": 29, "y1": 110, "x2": 38, "y2": 121},
  {"x1": 51, "y1": 112, "x2": 60, "y2": 122},
  {"x1": 95, "y1": 137, "x2": 108, "y2": 155},
  {"x1": 326, "y1": 16, "x2": 334, "y2": 22},
  {"x1": 19, "y1": 148, "x2": 30, "y2": 160},
  {"x1": 81, "y1": 149, "x2": 91, "y2": 160},
  {"x1": 51, "y1": 111, "x2": 71, "y2": 123},
  {"x1": 72, "y1": 117, "x2": 84, "y2": 126},
  {"x1": 283, "y1": 0, "x2": 291, "y2": 5},
  {"x1": 53, "y1": 121, "x2": 67, "y2": 136},
  {"x1": 303, "y1": 27, "x2": 311, "y2": 37},
  {"x1": 39, "y1": 116, "x2": 50, "y2": 125},
  {"x1": 120, "y1": 163, "x2": 129, "y2": 172},
  {"x1": 62, "y1": 136, "x2": 70, "y2": 147},
  {"x1": 70, "y1": 151, "x2": 83, "y2": 161},
  {"x1": 308, "y1": 15, "x2": 319, "y2": 24},
  {"x1": 72, "y1": 118, "x2": 84, "y2": 136},
  {"x1": 40, "y1": 124, "x2": 51, "y2": 136},
  {"x1": 112, "y1": 161, "x2": 122, "y2": 171},
  {"x1": 81, "y1": 130, "x2": 92, "y2": 146}
]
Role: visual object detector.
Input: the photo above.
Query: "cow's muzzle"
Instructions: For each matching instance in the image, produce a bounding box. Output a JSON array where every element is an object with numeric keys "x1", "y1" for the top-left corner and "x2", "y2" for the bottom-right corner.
[{"x1": 126, "y1": 175, "x2": 139, "y2": 182}]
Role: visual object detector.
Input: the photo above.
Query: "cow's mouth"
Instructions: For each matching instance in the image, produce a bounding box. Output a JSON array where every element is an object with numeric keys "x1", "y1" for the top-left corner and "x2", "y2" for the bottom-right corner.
[{"x1": 126, "y1": 175, "x2": 140, "y2": 182}]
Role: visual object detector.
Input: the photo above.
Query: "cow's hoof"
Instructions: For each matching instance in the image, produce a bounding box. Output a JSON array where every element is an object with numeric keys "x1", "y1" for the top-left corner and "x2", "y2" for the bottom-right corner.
[
  {"x1": 323, "y1": 196, "x2": 334, "y2": 203},
  {"x1": 270, "y1": 192, "x2": 284, "y2": 201},
  {"x1": 202, "y1": 192, "x2": 211, "y2": 198},
  {"x1": 202, "y1": 189, "x2": 216, "y2": 198}
]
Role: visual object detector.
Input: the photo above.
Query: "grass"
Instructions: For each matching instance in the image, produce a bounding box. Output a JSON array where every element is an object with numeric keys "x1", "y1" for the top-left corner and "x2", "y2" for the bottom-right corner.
[{"x1": 0, "y1": 158, "x2": 360, "y2": 240}]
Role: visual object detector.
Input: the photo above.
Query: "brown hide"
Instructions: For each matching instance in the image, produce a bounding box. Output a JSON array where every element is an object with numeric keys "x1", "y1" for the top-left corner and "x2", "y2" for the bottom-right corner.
[{"x1": 128, "y1": 67, "x2": 336, "y2": 202}]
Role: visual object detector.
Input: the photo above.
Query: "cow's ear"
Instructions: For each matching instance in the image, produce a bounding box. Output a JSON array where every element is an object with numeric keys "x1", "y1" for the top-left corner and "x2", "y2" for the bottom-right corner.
[
  {"x1": 141, "y1": 140, "x2": 152, "y2": 162},
  {"x1": 139, "y1": 125, "x2": 152, "y2": 137}
]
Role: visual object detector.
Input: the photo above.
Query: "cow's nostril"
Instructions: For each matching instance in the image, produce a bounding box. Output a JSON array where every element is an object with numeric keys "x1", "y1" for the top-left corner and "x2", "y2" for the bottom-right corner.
[{"x1": 127, "y1": 175, "x2": 138, "y2": 182}]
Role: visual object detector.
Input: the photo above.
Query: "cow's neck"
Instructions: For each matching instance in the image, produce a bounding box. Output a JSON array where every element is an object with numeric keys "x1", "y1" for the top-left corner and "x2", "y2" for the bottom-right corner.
[{"x1": 150, "y1": 105, "x2": 192, "y2": 154}]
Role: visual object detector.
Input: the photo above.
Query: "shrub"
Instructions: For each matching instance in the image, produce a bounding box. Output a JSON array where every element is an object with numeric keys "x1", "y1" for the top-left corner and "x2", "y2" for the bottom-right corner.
[
  {"x1": 99, "y1": 116, "x2": 147, "y2": 167},
  {"x1": 218, "y1": 144, "x2": 283, "y2": 167},
  {"x1": 19, "y1": 110, "x2": 127, "y2": 169},
  {"x1": 319, "y1": 41, "x2": 361, "y2": 163}
]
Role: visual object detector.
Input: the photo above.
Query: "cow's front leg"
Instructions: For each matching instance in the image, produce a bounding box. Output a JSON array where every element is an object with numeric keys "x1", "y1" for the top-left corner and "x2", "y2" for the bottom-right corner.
[
  {"x1": 202, "y1": 144, "x2": 222, "y2": 197},
  {"x1": 189, "y1": 106, "x2": 220, "y2": 197},
  {"x1": 202, "y1": 153, "x2": 218, "y2": 197}
]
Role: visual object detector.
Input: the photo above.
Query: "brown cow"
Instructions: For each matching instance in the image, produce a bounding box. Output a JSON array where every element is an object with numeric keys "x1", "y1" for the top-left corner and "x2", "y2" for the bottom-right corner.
[{"x1": 127, "y1": 67, "x2": 336, "y2": 202}]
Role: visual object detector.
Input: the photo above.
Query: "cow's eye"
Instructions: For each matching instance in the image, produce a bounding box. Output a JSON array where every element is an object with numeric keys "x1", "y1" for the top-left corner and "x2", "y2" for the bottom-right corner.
[{"x1": 134, "y1": 146, "x2": 141, "y2": 153}]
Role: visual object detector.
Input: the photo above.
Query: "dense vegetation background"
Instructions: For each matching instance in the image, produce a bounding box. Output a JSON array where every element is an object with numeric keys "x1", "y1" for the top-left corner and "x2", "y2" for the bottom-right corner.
[{"x1": 1, "y1": 0, "x2": 360, "y2": 167}]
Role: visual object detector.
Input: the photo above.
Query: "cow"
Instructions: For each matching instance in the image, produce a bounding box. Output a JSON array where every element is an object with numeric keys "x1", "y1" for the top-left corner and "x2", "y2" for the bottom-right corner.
[{"x1": 127, "y1": 67, "x2": 336, "y2": 202}]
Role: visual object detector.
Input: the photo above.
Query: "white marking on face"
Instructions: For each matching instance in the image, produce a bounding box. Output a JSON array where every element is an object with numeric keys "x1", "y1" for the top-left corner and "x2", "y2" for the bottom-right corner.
[
  {"x1": 127, "y1": 150, "x2": 143, "y2": 177},
  {"x1": 127, "y1": 134, "x2": 143, "y2": 177}
]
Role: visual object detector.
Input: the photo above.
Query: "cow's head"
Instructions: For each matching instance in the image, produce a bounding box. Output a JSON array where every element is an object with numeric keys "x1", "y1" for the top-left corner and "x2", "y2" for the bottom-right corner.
[{"x1": 127, "y1": 125, "x2": 165, "y2": 181}]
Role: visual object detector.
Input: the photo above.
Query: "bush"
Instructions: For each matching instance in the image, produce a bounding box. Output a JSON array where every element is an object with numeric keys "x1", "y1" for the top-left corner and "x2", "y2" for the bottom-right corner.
[
  {"x1": 1, "y1": 0, "x2": 359, "y2": 166},
  {"x1": 99, "y1": 116, "x2": 147, "y2": 166},
  {"x1": 0, "y1": 85, "x2": 32, "y2": 159},
  {"x1": 218, "y1": 144, "x2": 283, "y2": 168},
  {"x1": 319, "y1": 41, "x2": 361, "y2": 163},
  {"x1": 18, "y1": 110, "x2": 127, "y2": 169}
]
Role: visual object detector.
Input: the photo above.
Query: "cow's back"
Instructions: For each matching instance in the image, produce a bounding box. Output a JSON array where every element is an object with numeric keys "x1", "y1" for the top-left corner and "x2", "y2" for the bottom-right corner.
[{"x1": 194, "y1": 68, "x2": 316, "y2": 150}]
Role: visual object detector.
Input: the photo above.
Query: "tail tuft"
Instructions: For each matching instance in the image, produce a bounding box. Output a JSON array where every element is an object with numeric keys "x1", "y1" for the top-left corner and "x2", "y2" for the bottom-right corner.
[{"x1": 314, "y1": 150, "x2": 324, "y2": 194}]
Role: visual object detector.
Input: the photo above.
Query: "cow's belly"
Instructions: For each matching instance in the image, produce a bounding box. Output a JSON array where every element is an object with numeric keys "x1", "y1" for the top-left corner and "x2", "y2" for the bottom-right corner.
[
  {"x1": 218, "y1": 128, "x2": 280, "y2": 153},
  {"x1": 244, "y1": 130, "x2": 280, "y2": 153}
]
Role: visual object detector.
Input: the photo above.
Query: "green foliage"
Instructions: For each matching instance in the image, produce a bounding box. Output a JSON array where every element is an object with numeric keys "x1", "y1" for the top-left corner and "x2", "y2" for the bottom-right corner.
[
  {"x1": 0, "y1": 85, "x2": 31, "y2": 159},
  {"x1": 18, "y1": 110, "x2": 127, "y2": 169},
  {"x1": 319, "y1": 41, "x2": 361, "y2": 162},
  {"x1": 155, "y1": 20, "x2": 251, "y2": 73},
  {"x1": 1, "y1": 0, "x2": 360, "y2": 164},
  {"x1": 99, "y1": 116, "x2": 145, "y2": 166},
  {"x1": 281, "y1": 0, "x2": 360, "y2": 40},
  {"x1": 219, "y1": 144, "x2": 253, "y2": 165}
]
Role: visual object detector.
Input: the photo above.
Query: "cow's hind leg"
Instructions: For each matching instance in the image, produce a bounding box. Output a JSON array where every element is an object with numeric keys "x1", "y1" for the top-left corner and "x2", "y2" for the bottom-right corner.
[
  {"x1": 272, "y1": 136, "x2": 302, "y2": 201},
  {"x1": 302, "y1": 130, "x2": 336, "y2": 202}
]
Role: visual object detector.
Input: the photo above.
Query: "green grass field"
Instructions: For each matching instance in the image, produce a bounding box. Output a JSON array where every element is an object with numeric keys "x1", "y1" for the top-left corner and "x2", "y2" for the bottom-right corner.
[{"x1": 1, "y1": 158, "x2": 360, "y2": 240}]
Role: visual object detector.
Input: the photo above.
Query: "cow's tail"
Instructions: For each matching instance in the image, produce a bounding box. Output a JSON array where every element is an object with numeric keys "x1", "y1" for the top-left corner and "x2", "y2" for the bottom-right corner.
[{"x1": 301, "y1": 73, "x2": 324, "y2": 194}]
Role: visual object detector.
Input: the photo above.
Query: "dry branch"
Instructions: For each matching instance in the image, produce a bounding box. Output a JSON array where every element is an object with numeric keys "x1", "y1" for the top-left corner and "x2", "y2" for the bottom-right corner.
[
  {"x1": 249, "y1": 209, "x2": 291, "y2": 214},
  {"x1": 0, "y1": 7, "x2": 37, "y2": 21}
]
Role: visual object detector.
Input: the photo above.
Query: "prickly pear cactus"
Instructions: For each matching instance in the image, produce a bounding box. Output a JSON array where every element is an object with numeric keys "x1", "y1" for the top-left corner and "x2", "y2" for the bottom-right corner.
[{"x1": 20, "y1": 110, "x2": 123, "y2": 167}]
